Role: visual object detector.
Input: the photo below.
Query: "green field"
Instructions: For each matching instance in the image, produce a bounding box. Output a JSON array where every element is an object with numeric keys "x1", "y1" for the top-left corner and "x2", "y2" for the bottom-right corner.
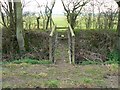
[{"x1": 52, "y1": 15, "x2": 68, "y2": 27}]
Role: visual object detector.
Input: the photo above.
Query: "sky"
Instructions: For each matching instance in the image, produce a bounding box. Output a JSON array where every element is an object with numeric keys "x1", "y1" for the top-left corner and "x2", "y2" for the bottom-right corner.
[
  {"x1": 1, "y1": 0, "x2": 118, "y2": 15},
  {"x1": 22, "y1": 0, "x2": 118, "y2": 15},
  {"x1": 23, "y1": 0, "x2": 64, "y2": 15}
]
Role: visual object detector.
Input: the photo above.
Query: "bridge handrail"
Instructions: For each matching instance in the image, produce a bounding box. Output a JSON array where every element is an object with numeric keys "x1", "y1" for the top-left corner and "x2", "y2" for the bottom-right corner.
[
  {"x1": 49, "y1": 25, "x2": 56, "y2": 37},
  {"x1": 68, "y1": 23, "x2": 75, "y2": 64},
  {"x1": 68, "y1": 23, "x2": 75, "y2": 37}
]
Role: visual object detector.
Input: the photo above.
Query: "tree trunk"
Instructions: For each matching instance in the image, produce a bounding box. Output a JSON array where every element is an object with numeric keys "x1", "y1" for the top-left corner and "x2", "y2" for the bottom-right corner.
[
  {"x1": 37, "y1": 17, "x2": 40, "y2": 29},
  {"x1": 9, "y1": 1, "x2": 15, "y2": 32},
  {"x1": 14, "y1": 1, "x2": 25, "y2": 55},
  {"x1": 46, "y1": 15, "x2": 50, "y2": 30},
  {"x1": 117, "y1": 2, "x2": 120, "y2": 33},
  {"x1": 0, "y1": 2, "x2": 2, "y2": 62},
  {"x1": 116, "y1": 2, "x2": 120, "y2": 60}
]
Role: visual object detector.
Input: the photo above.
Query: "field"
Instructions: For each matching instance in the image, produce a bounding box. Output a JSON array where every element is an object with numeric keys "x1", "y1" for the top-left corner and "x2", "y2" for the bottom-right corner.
[
  {"x1": 2, "y1": 60, "x2": 119, "y2": 88},
  {"x1": 52, "y1": 15, "x2": 68, "y2": 27}
]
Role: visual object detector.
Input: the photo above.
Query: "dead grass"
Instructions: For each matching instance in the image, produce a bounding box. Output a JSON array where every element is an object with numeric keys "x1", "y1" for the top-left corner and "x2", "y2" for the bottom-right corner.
[{"x1": 2, "y1": 63, "x2": 118, "y2": 88}]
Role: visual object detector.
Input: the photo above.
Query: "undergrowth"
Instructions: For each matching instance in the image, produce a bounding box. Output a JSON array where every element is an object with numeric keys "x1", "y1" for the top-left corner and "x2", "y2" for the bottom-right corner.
[
  {"x1": 79, "y1": 50, "x2": 119, "y2": 65},
  {"x1": 2, "y1": 58, "x2": 52, "y2": 64}
]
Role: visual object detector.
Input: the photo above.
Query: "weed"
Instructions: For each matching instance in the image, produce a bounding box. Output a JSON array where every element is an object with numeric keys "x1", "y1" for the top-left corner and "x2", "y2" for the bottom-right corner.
[
  {"x1": 79, "y1": 60, "x2": 101, "y2": 65},
  {"x1": 2, "y1": 58, "x2": 52, "y2": 65},
  {"x1": 45, "y1": 80, "x2": 59, "y2": 88},
  {"x1": 106, "y1": 50, "x2": 119, "y2": 64}
]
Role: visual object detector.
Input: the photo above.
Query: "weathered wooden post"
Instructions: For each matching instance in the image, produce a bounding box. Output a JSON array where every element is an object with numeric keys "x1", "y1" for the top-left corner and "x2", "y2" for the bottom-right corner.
[
  {"x1": 72, "y1": 36, "x2": 75, "y2": 64},
  {"x1": 68, "y1": 30, "x2": 72, "y2": 64},
  {"x1": 49, "y1": 25, "x2": 56, "y2": 63},
  {"x1": 68, "y1": 23, "x2": 75, "y2": 64},
  {"x1": 49, "y1": 35, "x2": 53, "y2": 62}
]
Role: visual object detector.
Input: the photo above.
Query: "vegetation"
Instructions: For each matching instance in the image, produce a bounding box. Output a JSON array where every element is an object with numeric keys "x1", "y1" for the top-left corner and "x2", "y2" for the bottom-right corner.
[
  {"x1": 2, "y1": 58, "x2": 52, "y2": 65},
  {"x1": 2, "y1": 62, "x2": 118, "y2": 88},
  {"x1": 0, "y1": 0, "x2": 119, "y2": 88}
]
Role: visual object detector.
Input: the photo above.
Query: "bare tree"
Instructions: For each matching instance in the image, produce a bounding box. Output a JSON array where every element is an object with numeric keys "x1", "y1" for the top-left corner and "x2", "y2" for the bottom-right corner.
[
  {"x1": 116, "y1": 1, "x2": 120, "y2": 32},
  {"x1": 35, "y1": 0, "x2": 56, "y2": 30},
  {"x1": 45, "y1": 0, "x2": 55, "y2": 29},
  {"x1": 0, "y1": 0, "x2": 10, "y2": 28},
  {"x1": 115, "y1": 0, "x2": 120, "y2": 55},
  {"x1": 14, "y1": 0, "x2": 25, "y2": 55},
  {"x1": 95, "y1": 0, "x2": 104, "y2": 30},
  {"x1": 82, "y1": 5, "x2": 92, "y2": 29},
  {"x1": 61, "y1": 0, "x2": 89, "y2": 29}
]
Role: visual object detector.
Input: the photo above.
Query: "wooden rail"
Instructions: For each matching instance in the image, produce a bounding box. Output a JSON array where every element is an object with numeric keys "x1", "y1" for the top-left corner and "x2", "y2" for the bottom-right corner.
[
  {"x1": 68, "y1": 23, "x2": 75, "y2": 64},
  {"x1": 68, "y1": 24, "x2": 75, "y2": 37},
  {"x1": 49, "y1": 25, "x2": 56, "y2": 36}
]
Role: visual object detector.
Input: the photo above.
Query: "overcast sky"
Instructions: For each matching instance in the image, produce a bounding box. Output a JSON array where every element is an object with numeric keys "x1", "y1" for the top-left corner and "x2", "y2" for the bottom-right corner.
[
  {"x1": 22, "y1": 0, "x2": 118, "y2": 15},
  {"x1": 22, "y1": 0, "x2": 64, "y2": 15},
  {"x1": 1, "y1": 0, "x2": 118, "y2": 15}
]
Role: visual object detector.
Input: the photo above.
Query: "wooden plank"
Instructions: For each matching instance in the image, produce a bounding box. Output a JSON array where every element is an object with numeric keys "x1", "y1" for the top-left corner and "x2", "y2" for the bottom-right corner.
[{"x1": 56, "y1": 26, "x2": 68, "y2": 29}]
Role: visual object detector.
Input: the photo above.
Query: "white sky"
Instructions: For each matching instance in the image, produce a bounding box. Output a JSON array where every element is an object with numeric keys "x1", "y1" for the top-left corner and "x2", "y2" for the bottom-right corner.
[
  {"x1": 1, "y1": 0, "x2": 119, "y2": 14},
  {"x1": 23, "y1": 0, "x2": 64, "y2": 15},
  {"x1": 22, "y1": 0, "x2": 118, "y2": 15}
]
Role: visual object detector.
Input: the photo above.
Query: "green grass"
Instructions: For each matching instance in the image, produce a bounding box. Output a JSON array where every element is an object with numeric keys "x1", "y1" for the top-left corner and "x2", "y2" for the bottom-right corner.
[
  {"x1": 45, "y1": 80, "x2": 59, "y2": 88},
  {"x1": 2, "y1": 58, "x2": 52, "y2": 65},
  {"x1": 79, "y1": 60, "x2": 102, "y2": 65},
  {"x1": 52, "y1": 15, "x2": 68, "y2": 27},
  {"x1": 79, "y1": 60, "x2": 119, "y2": 65}
]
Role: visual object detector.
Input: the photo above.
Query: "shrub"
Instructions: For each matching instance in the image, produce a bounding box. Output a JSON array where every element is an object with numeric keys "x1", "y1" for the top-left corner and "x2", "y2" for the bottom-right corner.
[
  {"x1": 105, "y1": 50, "x2": 119, "y2": 64},
  {"x1": 45, "y1": 80, "x2": 59, "y2": 88},
  {"x1": 3, "y1": 58, "x2": 52, "y2": 64}
]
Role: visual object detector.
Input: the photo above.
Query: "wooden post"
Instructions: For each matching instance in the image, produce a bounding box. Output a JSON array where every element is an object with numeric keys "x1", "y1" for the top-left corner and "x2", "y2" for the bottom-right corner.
[
  {"x1": 72, "y1": 36, "x2": 75, "y2": 64},
  {"x1": 68, "y1": 30, "x2": 72, "y2": 64},
  {"x1": 68, "y1": 23, "x2": 75, "y2": 64},
  {"x1": 49, "y1": 26, "x2": 57, "y2": 63},
  {"x1": 49, "y1": 36, "x2": 53, "y2": 62},
  {"x1": 50, "y1": 17, "x2": 52, "y2": 30}
]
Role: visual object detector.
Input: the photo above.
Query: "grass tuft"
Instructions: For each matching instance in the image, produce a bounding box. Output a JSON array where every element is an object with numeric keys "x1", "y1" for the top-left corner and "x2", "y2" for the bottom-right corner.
[
  {"x1": 45, "y1": 80, "x2": 59, "y2": 88},
  {"x1": 2, "y1": 58, "x2": 52, "y2": 65}
]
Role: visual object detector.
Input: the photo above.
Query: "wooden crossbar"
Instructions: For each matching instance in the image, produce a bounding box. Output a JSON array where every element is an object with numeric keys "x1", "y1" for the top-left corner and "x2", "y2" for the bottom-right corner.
[{"x1": 56, "y1": 26, "x2": 68, "y2": 29}]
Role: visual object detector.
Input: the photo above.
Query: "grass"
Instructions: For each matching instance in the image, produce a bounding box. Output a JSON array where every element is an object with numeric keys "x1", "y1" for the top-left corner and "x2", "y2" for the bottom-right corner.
[
  {"x1": 45, "y1": 80, "x2": 59, "y2": 88},
  {"x1": 2, "y1": 58, "x2": 52, "y2": 65},
  {"x1": 2, "y1": 63, "x2": 118, "y2": 88},
  {"x1": 52, "y1": 15, "x2": 68, "y2": 27}
]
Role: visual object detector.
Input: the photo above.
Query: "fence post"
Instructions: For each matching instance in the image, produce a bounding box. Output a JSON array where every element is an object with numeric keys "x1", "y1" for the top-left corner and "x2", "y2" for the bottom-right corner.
[
  {"x1": 49, "y1": 25, "x2": 57, "y2": 63},
  {"x1": 68, "y1": 30, "x2": 72, "y2": 64},
  {"x1": 49, "y1": 36, "x2": 53, "y2": 62},
  {"x1": 72, "y1": 36, "x2": 75, "y2": 64}
]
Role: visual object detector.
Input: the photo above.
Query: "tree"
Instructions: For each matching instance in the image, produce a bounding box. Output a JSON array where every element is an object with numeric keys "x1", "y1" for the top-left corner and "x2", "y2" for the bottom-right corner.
[
  {"x1": 45, "y1": 0, "x2": 55, "y2": 29},
  {"x1": 61, "y1": 0, "x2": 89, "y2": 29},
  {"x1": 0, "y1": 1, "x2": 2, "y2": 61},
  {"x1": 35, "y1": 0, "x2": 56, "y2": 30},
  {"x1": 95, "y1": 0, "x2": 104, "y2": 30},
  {"x1": 115, "y1": 0, "x2": 120, "y2": 58},
  {"x1": 116, "y1": 1, "x2": 120, "y2": 32},
  {"x1": 14, "y1": 0, "x2": 25, "y2": 55}
]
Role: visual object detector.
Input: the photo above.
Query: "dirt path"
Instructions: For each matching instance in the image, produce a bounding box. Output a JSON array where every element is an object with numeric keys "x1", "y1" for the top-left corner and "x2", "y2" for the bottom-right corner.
[
  {"x1": 105, "y1": 75, "x2": 119, "y2": 88},
  {"x1": 55, "y1": 32, "x2": 69, "y2": 65}
]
